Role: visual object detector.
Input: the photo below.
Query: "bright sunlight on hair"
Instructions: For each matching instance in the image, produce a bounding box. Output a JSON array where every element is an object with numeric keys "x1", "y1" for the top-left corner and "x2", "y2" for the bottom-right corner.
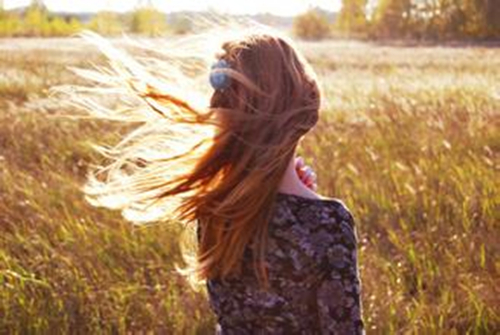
[{"x1": 52, "y1": 16, "x2": 322, "y2": 291}]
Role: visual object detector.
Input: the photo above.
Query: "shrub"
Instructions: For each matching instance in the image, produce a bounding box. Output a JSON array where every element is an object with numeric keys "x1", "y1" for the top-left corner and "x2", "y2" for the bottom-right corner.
[
  {"x1": 88, "y1": 12, "x2": 124, "y2": 36},
  {"x1": 130, "y1": 8, "x2": 167, "y2": 37},
  {"x1": 293, "y1": 10, "x2": 331, "y2": 40},
  {"x1": 0, "y1": 9, "x2": 82, "y2": 37}
]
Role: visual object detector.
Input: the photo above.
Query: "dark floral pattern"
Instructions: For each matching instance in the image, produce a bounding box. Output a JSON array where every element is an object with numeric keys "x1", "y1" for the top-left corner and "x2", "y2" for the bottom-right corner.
[{"x1": 198, "y1": 192, "x2": 365, "y2": 334}]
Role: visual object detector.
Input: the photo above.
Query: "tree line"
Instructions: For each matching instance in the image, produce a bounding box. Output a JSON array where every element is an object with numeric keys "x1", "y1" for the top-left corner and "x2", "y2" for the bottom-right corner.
[
  {"x1": 0, "y1": 4, "x2": 191, "y2": 37},
  {"x1": 2, "y1": 1, "x2": 498, "y2": 40},
  {"x1": 294, "y1": 0, "x2": 500, "y2": 40}
]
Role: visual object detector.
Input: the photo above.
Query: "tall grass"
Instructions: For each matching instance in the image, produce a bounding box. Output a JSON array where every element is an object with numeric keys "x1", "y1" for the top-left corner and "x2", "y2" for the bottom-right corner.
[{"x1": 0, "y1": 39, "x2": 498, "y2": 333}]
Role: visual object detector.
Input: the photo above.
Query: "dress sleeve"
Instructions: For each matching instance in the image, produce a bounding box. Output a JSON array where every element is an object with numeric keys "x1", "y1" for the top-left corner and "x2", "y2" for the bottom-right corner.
[{"x1": 316, "y1": 207, "x2": 365, "y2": 334}]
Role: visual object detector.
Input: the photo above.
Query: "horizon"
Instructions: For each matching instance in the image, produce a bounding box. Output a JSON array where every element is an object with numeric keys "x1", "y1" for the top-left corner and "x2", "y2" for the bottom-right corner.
[{"x1": 3, "y1": 0, "x2": 342, "y2": 16}]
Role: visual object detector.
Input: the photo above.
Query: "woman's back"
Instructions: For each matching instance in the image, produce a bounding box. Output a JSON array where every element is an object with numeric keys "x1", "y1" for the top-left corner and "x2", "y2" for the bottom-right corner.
[{"x1": 200, "y1": 192, "x2": 365, "y2": 334}]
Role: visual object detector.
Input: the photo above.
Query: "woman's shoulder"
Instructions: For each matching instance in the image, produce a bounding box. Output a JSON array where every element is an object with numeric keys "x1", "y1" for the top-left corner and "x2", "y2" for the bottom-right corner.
[
  {"x1": 276, "y1": 191, "x2": 349, "y2": 208},
  {"x1": 272, "y1": 192, "x2": 358, "y2": 258},
  {"x1": 275, "y1": 192, "x2": 355, "y2": 225}
]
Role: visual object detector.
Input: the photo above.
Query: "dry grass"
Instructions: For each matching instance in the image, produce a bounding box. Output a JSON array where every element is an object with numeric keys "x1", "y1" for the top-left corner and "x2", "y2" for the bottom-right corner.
[{"x1": 0, "y1": 38, "x2": 499, "y2": 334}]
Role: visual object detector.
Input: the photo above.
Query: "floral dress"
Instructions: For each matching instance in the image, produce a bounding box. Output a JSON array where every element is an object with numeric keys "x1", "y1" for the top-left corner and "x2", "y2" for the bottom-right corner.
[{"x1": 198, "y1": 192, "x2": 365, "y2": 335}]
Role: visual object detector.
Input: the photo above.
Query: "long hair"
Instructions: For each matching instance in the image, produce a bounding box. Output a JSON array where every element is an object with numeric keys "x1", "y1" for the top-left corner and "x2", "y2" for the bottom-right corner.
[{"x1": 55, "y1": 22, "x2": 321, "y2": 289}]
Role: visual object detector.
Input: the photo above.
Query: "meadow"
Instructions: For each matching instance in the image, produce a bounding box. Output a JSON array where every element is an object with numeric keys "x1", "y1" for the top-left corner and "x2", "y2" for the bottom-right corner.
[{"x1": 0, "y1": 37, "x2": 498, "y2": 334}]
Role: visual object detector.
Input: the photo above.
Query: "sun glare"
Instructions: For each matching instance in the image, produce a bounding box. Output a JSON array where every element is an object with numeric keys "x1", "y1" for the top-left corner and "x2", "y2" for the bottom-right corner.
[{"x1": 4, "y1": 0, "x2": 341, "y2": 15}]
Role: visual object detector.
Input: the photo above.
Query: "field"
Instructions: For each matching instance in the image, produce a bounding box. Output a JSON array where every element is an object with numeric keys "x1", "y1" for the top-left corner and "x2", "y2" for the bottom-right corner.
[{"x1": 0, "y1": 37, "x2": 499, "y2": 333}]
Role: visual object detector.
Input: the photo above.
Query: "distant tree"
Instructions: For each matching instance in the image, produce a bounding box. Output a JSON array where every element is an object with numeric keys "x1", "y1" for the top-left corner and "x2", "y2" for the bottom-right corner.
[
  {"x1": 433, "y1": 0, "x2": 467, "y2": 38},
  {"x1": 485, "y1": 0, "x2": 500, "y2": 37},
  {"x1": 293, "y1": 9, "x2": 331, "y2": 40},
  {"x1": 0, "y1": 12, "x2": 21, "y2": 36},
  {"x1": 337, "y1": 0, "x2": 368, "y2": 34},
  {"x1": 88, "y1": 11, "x2": 124, "y2": 36},
  {"x1": 49, "y1": 16, "x2": 68, "y2": 36},
  {"x1": 372, "y1": 0, "x2": 412, "y2": 38},
  {"x1": 23, "y1": 4, "x2": 48, "y2": 36},
  {"x1": 337, "y1": 0, "x2": 500, "y2": 40},
  {"x1": 130, "y1": 7, "x2": 167, "y2": 36},
  {"x1": 409, "y1": 0, "x2": 499, "y2": 39},
  {"x1": 68, "y1": 17, "x2": 83, "y2": 35},
  {"x1": 48, "y1": 16, "x2": 82, "y2": 36},
  {"x1": 462, "y1": 0, "x2": 500, "y2": 38},
  {"x1": 0, "y1": 1, "x2": 6, "y2": 20}
]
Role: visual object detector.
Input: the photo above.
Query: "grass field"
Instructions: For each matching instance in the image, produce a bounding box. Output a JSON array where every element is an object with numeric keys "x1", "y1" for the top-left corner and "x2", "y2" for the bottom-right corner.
[{"x1": 0, "y1": 38, "x2": 499, "y2": 334}]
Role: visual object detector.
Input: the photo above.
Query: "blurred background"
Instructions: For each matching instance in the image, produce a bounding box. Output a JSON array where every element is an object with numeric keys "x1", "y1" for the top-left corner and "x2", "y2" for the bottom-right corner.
[
  {"x1": 0, "y1": 0, "x2": 499, "y2": 39},
  {"x1": 0, "y1": 0, "x2": 498, "y2": 334}
]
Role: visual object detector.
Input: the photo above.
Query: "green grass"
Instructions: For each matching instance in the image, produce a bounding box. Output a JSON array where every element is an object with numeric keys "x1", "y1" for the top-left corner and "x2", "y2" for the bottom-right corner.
[{"x1": 0, "y1": 39, "x2": 499, "y2": 334}]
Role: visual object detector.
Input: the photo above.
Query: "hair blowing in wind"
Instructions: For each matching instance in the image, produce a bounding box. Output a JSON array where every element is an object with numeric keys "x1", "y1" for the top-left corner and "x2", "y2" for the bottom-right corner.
[{"x1": 55, "y1": 22, "x2": 322, "y2": 289}]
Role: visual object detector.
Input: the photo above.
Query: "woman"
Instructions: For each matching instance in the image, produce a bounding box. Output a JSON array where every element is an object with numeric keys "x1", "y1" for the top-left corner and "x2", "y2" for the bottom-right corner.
[{"x1": 63, "y1": 28, "x2": 364, "y2": 334}]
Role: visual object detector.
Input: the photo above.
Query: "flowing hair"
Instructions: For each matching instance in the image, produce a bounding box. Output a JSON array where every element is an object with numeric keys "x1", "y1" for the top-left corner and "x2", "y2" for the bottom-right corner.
[{"x1": 54, "y1": 20, "x2": 321, "y2": 290}]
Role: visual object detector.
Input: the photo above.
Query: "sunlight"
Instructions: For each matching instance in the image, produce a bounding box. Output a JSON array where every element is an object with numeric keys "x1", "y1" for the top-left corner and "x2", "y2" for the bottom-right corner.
[{"x1": 4, "y1": 0, "x2": 341, "y2": 15}]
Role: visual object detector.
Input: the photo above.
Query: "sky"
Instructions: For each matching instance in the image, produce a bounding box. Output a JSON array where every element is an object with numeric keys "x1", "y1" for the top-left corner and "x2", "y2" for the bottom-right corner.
[{"x1": 3, "y1": 0, "x2": 342, "y2": 16}]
